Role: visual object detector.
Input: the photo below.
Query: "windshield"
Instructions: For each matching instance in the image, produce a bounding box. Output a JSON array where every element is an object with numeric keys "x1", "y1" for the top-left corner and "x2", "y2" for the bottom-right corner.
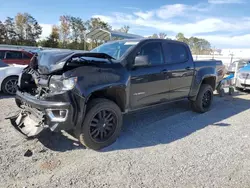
[{"x1": 91, "y1": 41, "x2": 139, "y2": 60}]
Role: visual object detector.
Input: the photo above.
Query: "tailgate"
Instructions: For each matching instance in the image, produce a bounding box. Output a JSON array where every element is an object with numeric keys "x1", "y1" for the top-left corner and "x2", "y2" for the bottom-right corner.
[{"x1": 215, "y1": 61, "x2": 226, "y2": 82}]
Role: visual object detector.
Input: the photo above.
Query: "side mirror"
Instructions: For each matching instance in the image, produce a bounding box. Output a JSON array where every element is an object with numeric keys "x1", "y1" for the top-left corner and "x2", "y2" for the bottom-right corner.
[{"x1": 134, "y1": 55, "x2": 149, "y2": 67}]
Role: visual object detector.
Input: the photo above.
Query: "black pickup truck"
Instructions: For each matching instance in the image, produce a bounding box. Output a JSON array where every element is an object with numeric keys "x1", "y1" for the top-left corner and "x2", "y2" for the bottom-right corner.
[{"x1": 8, "y1": 39, "x2": 225, "y2": 150}]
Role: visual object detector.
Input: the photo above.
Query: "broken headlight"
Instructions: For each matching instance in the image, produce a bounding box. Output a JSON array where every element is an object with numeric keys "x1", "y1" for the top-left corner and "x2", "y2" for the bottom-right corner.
[{"x1": 49, "y1": 75, "x2": 77, "y2": 92}]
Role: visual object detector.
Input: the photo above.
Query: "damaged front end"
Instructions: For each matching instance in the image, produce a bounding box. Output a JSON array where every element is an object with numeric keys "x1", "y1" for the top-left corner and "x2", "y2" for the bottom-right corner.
[
  {"x1": 7, "y1": 50, "x2": 88, "y2": 138},
  {"x1": 7, "y1": 91, "x2": 73, "y2": 138},
  {"x1": 6, "y1": 77, "x2": 75, "y2": 138}
]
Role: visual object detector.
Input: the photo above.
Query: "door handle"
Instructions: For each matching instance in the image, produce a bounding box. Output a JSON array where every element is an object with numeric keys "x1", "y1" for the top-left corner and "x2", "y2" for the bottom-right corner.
[
  {"x1": 161, "y1": 69, "x2": 168, "y2": 74},
  {"x1": 185, "y1": 67, "x2": 192, "y2": 70}
]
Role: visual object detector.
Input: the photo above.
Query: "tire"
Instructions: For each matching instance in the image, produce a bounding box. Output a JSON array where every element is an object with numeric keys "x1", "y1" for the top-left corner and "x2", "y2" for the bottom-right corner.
[
  {"x1": 235, "y1": 87, "x2": 242, "y2": 91},
  {"x1": 218, "y1": 88, "x2": 225, "y2": 97},
  {"x1": 191, "y1": 84, "x2": 214, "y2": 113},
  {"x1": 1, "y1": 76, "x2": 18, "y2": 95},
  {"x1": 77, "y1": 98, "x2": 123, "y2": 150},
  {"x1": 229, "y1": 87, "x2": 234, "y2": 95}
]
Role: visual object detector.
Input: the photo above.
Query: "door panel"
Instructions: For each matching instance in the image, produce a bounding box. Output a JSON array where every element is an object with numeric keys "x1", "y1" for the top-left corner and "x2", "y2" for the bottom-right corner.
[
  {"x1": 162, "y1": 42, "x2": 194, "y2": 100},
  {"x1": 129, "y1": 41, "x2": 170, "y2": 109},
  {"x1": 166, "y1": 63, "x2": 194, "y2": 100},
  {"x1": 130, "y1": 65, "x2": 170, "y2": 109}
]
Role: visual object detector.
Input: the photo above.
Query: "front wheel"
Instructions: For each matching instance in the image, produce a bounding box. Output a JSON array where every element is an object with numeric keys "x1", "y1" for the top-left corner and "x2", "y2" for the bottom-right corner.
[
  {"x1": 191, "y1": 84, "x2": 214, "y2": 113},
  {"x1": 77, "y1": 98, "x2": 123, "y2": 150}
]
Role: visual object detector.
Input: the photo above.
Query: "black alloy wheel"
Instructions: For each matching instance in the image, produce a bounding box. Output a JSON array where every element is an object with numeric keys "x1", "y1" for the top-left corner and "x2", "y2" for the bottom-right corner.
[
  {"x1": 76, "y1": 98, "x2": 122, "y2": 150},
  {"x1": 202, "y1": 90, "x2": 212, "y2": 108},
  {"x1": 89, "y1": 109, "x2": 117, "y2": 143},
  {"x1": 190, "y1": 84, "x2": 214, "y2": 113}
]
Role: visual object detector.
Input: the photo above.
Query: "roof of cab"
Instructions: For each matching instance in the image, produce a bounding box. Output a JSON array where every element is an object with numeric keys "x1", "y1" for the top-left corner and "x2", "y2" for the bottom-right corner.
[{"x1": 103, "y1": 38, "x2": 187, "y2": 45}]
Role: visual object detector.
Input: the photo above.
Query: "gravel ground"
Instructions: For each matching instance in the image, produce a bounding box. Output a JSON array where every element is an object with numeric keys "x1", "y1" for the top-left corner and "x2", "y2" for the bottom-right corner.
[{"x1": 1, "y1": 91, "x2": 250, "y2": 188}]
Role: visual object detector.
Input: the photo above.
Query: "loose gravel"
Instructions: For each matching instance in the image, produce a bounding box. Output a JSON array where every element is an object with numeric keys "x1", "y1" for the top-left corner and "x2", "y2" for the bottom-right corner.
[{"x1": 1, "y1": 91, "x2": 250, "y2": 188}]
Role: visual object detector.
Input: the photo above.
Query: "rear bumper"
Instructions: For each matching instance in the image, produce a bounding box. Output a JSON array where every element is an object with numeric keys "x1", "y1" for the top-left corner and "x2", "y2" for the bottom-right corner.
[{"x1": 8, "y1": 90, "x2": 85, "y2": 137}]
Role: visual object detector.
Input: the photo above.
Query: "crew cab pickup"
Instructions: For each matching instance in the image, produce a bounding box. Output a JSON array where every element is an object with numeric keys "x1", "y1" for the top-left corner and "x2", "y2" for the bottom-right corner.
[{"x1": 8, "y1": 39, "x2": 225, "y2": 150}]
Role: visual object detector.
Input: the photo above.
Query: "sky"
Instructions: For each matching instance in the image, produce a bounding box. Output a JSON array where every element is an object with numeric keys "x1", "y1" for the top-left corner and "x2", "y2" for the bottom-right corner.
[{"x1": 0, "y1": 0, "x2": 250, "y2": 48}]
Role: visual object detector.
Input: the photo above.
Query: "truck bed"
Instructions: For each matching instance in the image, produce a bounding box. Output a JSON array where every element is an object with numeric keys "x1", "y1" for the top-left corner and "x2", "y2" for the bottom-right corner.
[{"x1": 194, "y1": 60, "x2": 226, "y2": 84}]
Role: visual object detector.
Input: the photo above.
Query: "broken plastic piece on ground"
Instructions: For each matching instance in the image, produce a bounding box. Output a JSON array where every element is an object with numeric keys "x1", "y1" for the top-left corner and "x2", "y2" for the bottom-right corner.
[
  {"x1": 24, "y1": 149, "x2": 33, "y2": 157},
  {"x1": 73, "y1": 142, "x2": 79, "y2": 146},
  {"x1": 9, "y1": 111, "x2": 44, "y2": 137},
  {"x1": 38, "y1": 149, "x2": 47, "y2": 153}
]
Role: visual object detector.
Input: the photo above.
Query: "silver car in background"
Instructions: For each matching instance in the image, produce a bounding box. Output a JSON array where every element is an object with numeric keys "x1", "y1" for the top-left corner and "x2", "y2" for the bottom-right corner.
[
  {"x1": 227, "y1": 59, "x2": 250, "y2": 74},
  {"x1": 235, "y1": 64, "x2": 250, "y2": 90}
]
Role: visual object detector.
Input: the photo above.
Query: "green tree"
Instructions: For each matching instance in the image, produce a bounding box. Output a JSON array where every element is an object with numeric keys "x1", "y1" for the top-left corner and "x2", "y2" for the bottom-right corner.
[
  {"x1": 15, "y1": 13, "x2": 26, "y2": 44},
  {"x1": 158, "y1": 32, "x2": 167, "y2": 39},
  {"x1": 14, "y1": 13, "x2": 42, "y2": 46},
  {"x1": 85, "y1": 17, "x2": 112, "y2": 47},
  {"x1": 188, "y1": 37, "x2": 211, "y2": 55},
  {"x1": 149, "y1": 33, "x2": 159, "y2": 38},
  {"x1": 4, "y1": 17, "x2": 17, "y2": 44},
  {"x1": 85, "y1": 17, "x2": 112, "y2": 31},
  {"x1": 68, "y1": 16, "x2": 86, "y2": 49},
  {"x1": 148, "y1": 33, "x2": 169, "y2": 39},
  {"x1": 43, "y1": 25, "x2": 60, "y2": 48},
  {"x1": 176, "y1": 32, "x2": 189, "y2": 44},
  {"x1": 59, "y1": 15, "x2": 71, "y2": 48},
  {"x1": 24, "y1": 14, "x2": 42, "y2": 45},
  {"x1": 175, "y1": 33, "x2": 211, "y2": 55},
  {"x1": 0, "y1": 21, "x2": 7, "y2": 43},
  {"x1": 118, "y1": 25, "x2": 130, "y2": 33}
]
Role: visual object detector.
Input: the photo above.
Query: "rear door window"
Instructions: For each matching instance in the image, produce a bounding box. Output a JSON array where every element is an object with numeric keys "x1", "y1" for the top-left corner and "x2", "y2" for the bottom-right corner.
[
  {"x1": 6, "y1": 51, "x2": 23, "y2": 59},
  {"x1": 163, "y1": 42, "x2": 188, "y2": 64},
  {"x1": 0, "y1": 51, "x2": 5, "y2": 59},
  {"x1": 22, "y1": 53, "x2": 31, "y2": 59}
]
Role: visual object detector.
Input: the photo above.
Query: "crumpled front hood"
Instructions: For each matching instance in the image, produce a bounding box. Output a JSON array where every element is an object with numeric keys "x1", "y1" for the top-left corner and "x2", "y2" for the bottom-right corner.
[
  {"x1": 37, "y1": 50, "x2": 78, "y2": 74},
  {"x1": 36, "y1": 50, "x2": 113, "y2": 75}
]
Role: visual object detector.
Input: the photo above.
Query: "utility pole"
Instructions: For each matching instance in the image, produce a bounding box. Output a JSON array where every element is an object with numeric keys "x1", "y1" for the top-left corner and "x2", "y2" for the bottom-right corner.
[
  {"x1": 229, "y1": 52, "x2": 234, "y2": 65},
  {"x1": 212, "y1": 46, "x2": 215, "y2": 59}
]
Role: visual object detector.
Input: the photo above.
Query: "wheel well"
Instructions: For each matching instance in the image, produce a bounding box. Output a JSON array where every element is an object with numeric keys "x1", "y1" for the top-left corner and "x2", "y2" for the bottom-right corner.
[
  {"x1": 87, "y1": 88, "x2": 126, "y2": 112},
  {"x1": 201, "y1": 77, "x2": 216, "y2": 90}
]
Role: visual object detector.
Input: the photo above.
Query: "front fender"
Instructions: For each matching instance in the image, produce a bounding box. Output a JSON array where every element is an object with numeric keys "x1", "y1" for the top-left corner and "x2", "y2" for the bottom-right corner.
[{"x1": 65, "y1": 65, "x2": 129, "y2": 100}]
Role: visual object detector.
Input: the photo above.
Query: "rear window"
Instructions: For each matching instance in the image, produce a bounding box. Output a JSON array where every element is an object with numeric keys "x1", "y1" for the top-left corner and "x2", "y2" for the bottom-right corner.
[
  {"x1": 163, "y1": 42, "x2": 188, "y2": 64},
  {"x1": 6, "y1": 51, "x2": 23, "y2": 59}
]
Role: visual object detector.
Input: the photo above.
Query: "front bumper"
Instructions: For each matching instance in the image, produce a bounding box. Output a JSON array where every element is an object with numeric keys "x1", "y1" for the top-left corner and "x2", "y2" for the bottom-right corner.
[
  {"x1": 8, "y1": 90, "x2": 85, "y2": 137},
  {"x1": 235, "y1": 77, "x2": 250, "y2": 89}
]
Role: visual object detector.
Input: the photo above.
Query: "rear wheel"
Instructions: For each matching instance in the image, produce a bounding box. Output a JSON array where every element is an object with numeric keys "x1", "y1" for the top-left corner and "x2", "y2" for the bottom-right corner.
[
  {"x1": 235, "y1": 87, "x2": 242, "y2": 91},
  {"x1": 1, "y1": 76, "x2": 18, "y2": 95},
  {"x1": 191, "y1": 84, "x2": 213, "y2": 113},
  {"x1": 218, "y1": 88, "x2": 225, "y2": 97},
  {"x1": 77, "y1": 98, "x2": 122, "y2": 150},
  {"x1": 229, "y1": 87, "x2": 234, "y2": 95}
]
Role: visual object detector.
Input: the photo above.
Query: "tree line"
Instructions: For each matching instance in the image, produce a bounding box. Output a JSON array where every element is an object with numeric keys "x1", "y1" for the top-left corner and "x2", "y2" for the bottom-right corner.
[{"x1": 0, "y1": 13, "x2": 212, "y2": 54}]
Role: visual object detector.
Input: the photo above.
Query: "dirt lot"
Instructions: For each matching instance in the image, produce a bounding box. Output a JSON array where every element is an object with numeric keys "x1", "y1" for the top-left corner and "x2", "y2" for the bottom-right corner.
[{"x1": 1, "y1": 91, "x2": 250, "y2": 188}]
